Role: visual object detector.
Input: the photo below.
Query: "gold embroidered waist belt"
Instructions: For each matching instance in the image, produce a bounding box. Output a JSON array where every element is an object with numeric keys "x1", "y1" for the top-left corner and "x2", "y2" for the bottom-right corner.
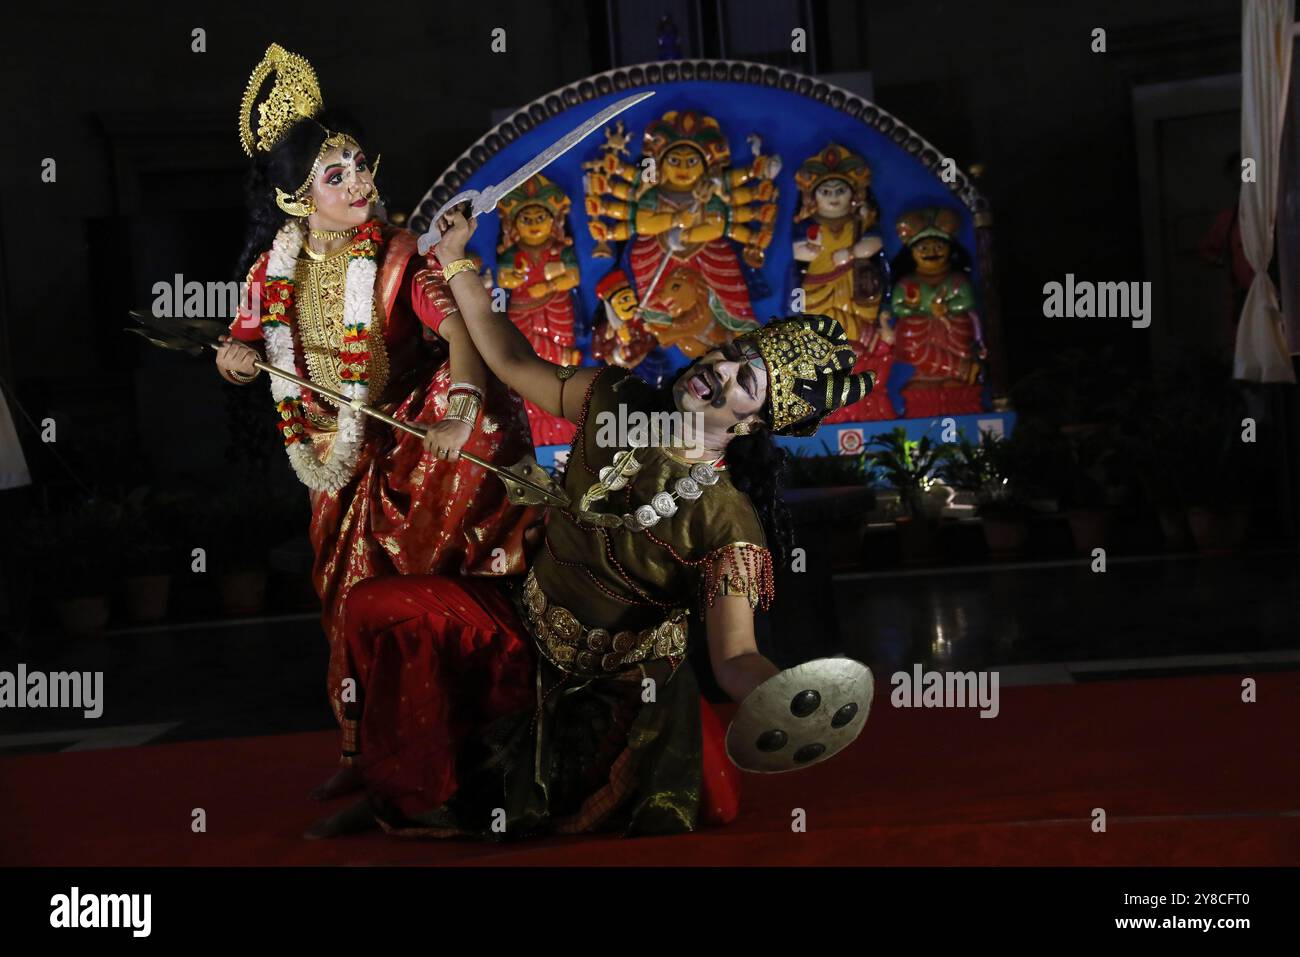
[{"x1": 521, "y1": 569, "x2": 688, "y2": 676}]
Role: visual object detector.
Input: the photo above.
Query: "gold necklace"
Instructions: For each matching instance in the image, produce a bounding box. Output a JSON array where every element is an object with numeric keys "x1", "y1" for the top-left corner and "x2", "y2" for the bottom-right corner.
[
  {"x1": 310, "y1": 225, "x2": 359, "y2": 242},
  {"x1": 293, "y1": 252, "x2": 389, "y2": 429}
]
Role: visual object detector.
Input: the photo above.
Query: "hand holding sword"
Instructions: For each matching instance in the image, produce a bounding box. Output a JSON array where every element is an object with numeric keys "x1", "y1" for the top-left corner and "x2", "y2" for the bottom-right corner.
[
  {"x1": 415, "y1": 91, "x2": 655, "y2": 256},
  {"x1": 157, "y1": 94, "x2": 657, "y2": 509}
]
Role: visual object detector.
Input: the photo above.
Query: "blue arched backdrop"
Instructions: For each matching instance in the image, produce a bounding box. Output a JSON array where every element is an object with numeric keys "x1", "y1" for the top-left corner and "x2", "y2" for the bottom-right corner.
[{"x1": 412, "y1": 61, "x2": 1014, "y2": 463}]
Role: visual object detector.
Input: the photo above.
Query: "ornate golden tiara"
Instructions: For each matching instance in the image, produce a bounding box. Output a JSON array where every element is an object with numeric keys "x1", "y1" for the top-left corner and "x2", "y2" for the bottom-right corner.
[
  {"x1": 238, "y1": 43, "x2": 323, "y2": 158},
  {"x1": 239, "y1": 44, "x2": 373, "y2": 216}
]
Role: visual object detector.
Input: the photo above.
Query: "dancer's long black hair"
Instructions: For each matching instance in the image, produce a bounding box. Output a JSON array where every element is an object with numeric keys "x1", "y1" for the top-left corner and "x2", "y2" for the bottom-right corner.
[
  {"x1": 656, "y1": 366, "x2": 795, "y2": 566},
  {"x1": 724, "y1": 425, "x2": 795, "y2": 567},
  {"x1": 234, "y1": 109, "x2": 368, "y2": 281}
]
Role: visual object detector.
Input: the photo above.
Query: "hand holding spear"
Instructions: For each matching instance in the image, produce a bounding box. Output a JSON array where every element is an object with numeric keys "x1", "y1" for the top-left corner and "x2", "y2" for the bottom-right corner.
[{"x1": 127, "y1": 311, "x2": 570, "y2": 509}]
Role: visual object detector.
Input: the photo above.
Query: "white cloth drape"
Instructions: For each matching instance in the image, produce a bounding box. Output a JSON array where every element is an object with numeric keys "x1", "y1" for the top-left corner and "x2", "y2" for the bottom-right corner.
[
  {"x1": 1235, "y1": 0, "x2": 1296, "y2": 383},
  {"x1": 1279, "y1": 46, "x2": 1300, "y2": 356},
  {"x1": 0, "y1": 383, "x2": 31, "y2": 491}
]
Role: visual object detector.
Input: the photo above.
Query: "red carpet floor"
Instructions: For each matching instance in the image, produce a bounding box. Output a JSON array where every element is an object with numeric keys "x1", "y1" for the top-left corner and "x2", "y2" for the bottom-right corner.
[{"x1": 2, "y1": 672, "x2": 1297, "y2": 866}]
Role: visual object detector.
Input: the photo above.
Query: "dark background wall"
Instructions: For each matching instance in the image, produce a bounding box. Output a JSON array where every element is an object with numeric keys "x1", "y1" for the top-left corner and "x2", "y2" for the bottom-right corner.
[{"x1": 0, "y1": 0, "x2": 1242, "y2": 487}]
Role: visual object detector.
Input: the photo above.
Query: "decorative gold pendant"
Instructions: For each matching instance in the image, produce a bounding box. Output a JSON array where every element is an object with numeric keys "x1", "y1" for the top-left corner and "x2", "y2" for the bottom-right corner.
[{"x1": 293, "y1": 251, "x2": 389, "y2": 429}]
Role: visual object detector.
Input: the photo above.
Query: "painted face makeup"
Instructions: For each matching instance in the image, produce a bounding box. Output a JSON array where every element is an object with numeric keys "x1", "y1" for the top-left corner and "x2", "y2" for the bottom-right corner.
[
  {"x1": 814, "y1": 178, "x2": 853, "y2": 217},
  {"x1": 672, "y1": 340, "x2": 769, "y2": 434},
  {"x1": 308, "y1": 139, "x2": 377, "y2": 228}
]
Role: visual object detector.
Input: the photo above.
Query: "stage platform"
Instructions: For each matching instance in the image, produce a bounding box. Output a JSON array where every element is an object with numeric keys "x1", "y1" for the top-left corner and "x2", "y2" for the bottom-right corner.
[{"x1": 2, "y1": 671, "x2": 1295, "y2": 867}]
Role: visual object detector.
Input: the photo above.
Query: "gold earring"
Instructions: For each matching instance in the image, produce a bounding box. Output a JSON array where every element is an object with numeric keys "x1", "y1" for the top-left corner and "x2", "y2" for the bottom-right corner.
[
  {"x1": 275, "y1": 187, "x2": 316, "y2": 218},
  {"x1": 730, "y1": 420, "x2": 753, "y2": 436}
]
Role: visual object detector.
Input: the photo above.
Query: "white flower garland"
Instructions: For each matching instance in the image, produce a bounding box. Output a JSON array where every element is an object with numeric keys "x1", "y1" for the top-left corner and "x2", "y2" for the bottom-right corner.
[{"x1": 262, "y1": 221, "x2": 377, "y2": 492}]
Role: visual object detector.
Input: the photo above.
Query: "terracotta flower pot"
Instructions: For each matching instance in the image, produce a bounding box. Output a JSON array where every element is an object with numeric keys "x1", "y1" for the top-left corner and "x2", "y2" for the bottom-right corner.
[
  {"x1": 57, "y1": 595, "x2": 111, "y2": 637},
  {"x1": 125, "y1": 573, "x2": 172, "y2": 623},
  {"x1": 1066, "y1": 508, "x2": 1112, "y2": 556},
  {"x1": 981, "y1": 516, "x2": 1030, "y2": 557},
  {"x1": 218, "y1": 569, "x2": 268, "y2": 616},
  {"x1": 1188, "y1": 506, "x2": 1250, "y2": 556}
]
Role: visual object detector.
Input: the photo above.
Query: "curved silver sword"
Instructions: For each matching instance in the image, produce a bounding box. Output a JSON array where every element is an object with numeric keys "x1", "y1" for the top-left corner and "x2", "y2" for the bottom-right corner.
[{"x1": 416, "y1": 90, "x2": 655, "y2": 255}]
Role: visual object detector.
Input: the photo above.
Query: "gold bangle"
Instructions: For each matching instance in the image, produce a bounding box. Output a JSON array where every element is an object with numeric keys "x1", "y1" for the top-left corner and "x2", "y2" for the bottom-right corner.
[
  {"x1": 228, "y1": 368, "x2": 257, "y2": 383},
  {"x1": 445, "y1": 391, "x2": 482, "y2": 427},
  {"x1": 442, "y1": 258, "x2": 477, "y2": 282}
]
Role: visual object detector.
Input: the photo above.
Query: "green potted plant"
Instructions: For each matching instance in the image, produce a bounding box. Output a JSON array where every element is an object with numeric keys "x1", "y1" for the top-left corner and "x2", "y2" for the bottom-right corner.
[
  {"x1": 19, "y1": 498, "x2": 125, "y2": 637},
  {"x1": 120, "y1": 486, "x2": 191, "y2": 623},
  {"x1": 938, "y1": 428, "x2": 1034, "y2": 557},
  {"x1": 1185, "y1": 421, "x2": 1255, "y2": 556},
  {"x1": 202, "y1": 481, "x2": 275, "y2": 616},
  {"x1": 866, "y1": 427, "x2": 950, "y2": 563},
  {"x1": 786, "y1": 445, "x2": 870, "y2": 488},
  {"x1": 1116, "y1": 356, "x2": 1252, "y2": 554},
  {"x1": 1115, "y1": 381, "x2": 1197, "y2": 551},
  {"x1": 785, "y1": 445, "x2": 875, "y2": 571},
  {"x1": 1010, "y1": 348, "x2": 1135, "y2": 555},
  {"x1": 1060, "y1": 423, "x2": 1119, "y2": 556}
]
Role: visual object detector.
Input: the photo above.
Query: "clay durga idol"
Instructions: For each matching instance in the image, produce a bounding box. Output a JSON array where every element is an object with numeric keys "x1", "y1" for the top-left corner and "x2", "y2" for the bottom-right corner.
[{"x1": 583, "y1": 110, "x2": 778, "y2": 358}]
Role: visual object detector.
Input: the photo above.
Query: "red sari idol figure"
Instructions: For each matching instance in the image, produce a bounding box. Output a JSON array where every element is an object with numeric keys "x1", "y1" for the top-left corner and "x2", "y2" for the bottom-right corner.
[
  {"x1": 888, "y1": 207, "x2": 987, "y2": 416},
  {"x1": 214, "y1": 44, "x2": 541, "y2": 799},
  {"x1": 493, "y1": 174, "x2": 580, "y2": 447}
]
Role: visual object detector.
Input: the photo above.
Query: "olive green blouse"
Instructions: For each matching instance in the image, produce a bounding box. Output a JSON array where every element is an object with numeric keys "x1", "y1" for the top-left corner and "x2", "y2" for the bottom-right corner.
[{"x1": 532, "y1": 366, "x2": 774, "y2": 635}]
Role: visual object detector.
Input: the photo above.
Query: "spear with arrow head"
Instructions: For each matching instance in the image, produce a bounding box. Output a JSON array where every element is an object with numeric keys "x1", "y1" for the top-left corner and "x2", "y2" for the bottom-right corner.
[{"x1": 125, "y1": 310, "x2": 570, "y2": 509}]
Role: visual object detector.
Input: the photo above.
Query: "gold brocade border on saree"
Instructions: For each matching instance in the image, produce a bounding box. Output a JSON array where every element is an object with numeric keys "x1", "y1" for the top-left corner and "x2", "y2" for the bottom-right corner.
[{"x1": 522, "y1": 569, "x2": 687, "y2": 677}]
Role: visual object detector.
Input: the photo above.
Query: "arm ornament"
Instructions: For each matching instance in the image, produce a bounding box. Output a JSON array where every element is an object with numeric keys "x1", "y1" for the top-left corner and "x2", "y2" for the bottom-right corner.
[
  {"x1": 413, "y1": 258, "x2": 460, "y2": 331},
  {"x1": 702, "y1": 542, "x2": 774, "y2": 612},
  {"x1": 441, "y1": 257, "x2": 478, "y2": 282}
]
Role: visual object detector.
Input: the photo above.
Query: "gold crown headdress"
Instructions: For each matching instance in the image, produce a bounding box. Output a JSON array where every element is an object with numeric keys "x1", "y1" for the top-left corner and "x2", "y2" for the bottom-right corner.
[
  {"x1": 238, "y1": 43, "x2": 374, "y2": 217},
  {"x1": 496, "y1": 174, "x2": 571, "y2": 252},
  {"x1": 642, "y1": 110, "x2": 730, "y2": 169},
  {"x1": 895, "y1": 206, "x2": 962, "y2": 247},
  {"x1": 794, "y1": 144, "x2": 873, "y2": 222},
  {"x1": 735, "y1": 315, "x2": 876, "y2": 436}
]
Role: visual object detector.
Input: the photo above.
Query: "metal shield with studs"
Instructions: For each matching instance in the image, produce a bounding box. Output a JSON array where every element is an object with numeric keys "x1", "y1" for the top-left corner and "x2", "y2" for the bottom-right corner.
[{"x1": 725, "y1": 657, "x2": 873, "y2": 773}]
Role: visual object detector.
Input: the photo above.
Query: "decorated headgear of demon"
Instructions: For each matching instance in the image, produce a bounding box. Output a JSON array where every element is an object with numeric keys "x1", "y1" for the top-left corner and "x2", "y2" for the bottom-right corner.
[{"x1": 735, "y1": 315, "x2": 876, "y2": 437}]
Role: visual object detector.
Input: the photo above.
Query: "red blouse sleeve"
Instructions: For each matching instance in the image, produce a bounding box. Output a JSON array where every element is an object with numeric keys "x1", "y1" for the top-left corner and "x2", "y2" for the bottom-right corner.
[
  {"x1": 407, "y1": 253, "x2": 462, "y2": 338},
  {"x1": 228, "y1": 251, "x2": 269, "y2": 342}
]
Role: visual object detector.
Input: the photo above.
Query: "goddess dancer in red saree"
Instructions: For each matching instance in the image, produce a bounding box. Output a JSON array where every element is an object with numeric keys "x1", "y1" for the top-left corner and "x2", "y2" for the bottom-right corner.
[{"x1": 215, "y1": 44, "x2": 540, "y2": 798}]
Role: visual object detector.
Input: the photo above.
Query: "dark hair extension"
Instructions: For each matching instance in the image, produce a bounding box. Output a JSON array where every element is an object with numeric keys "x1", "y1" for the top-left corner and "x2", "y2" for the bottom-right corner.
[
  {"x1": 725, "y1": 427, "x2": 795, "y2": 567},
  {"x1": 233, "y1": 108, "x2": 369, "y2": 281},
  {"x1": 657, "y1": 360, "x2": 795, "y2": 563}
]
